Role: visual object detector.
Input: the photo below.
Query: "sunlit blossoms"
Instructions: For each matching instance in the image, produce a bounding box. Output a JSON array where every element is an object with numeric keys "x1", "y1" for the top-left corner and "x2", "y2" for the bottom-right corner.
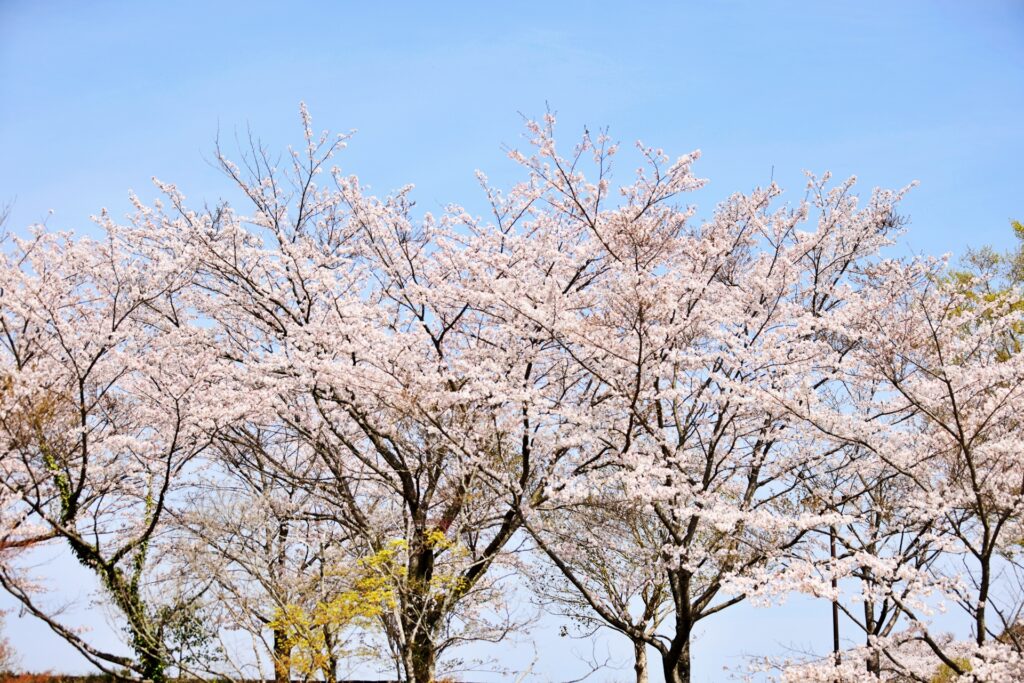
[{"x1": 1, "y1": 106, "x2": 1022, "y2": 682}]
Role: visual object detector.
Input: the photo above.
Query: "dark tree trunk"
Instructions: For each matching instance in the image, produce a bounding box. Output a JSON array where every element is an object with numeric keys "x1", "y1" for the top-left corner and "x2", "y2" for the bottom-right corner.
[
  {"x1": 661, "y1": 634, "x2": 691, "y2": 683},
  {"x1": 410, "y1": 630, "x2": 437, "y2": 683},
  {"x1": 322, "y1": 624, "x2": 338, "y2": 683},
  {"x1": 977, "y1": 552, "x2": 991, "y2": 646},
  {"x1": 831, "y1": 525, "x2": 841, "y2": 675},
  {"x1": 138, "y1": 649, "x2": 166, "y2": 683},
  {"x1": 404, "y1": 538, "x2": 439, "y2": 683},
  {"x1": 272, "y1": 626, "x2": 291, "y2": 683}
]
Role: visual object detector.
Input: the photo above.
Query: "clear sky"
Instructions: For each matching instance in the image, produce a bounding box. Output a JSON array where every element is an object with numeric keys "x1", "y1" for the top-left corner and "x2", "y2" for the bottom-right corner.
[{"x1": 1, "y1": 1, "x2": 1023, "y2": 681}]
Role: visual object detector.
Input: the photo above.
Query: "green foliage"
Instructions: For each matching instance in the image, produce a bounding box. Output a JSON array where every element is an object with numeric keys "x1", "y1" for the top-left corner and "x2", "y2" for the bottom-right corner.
[
  {"x1": 950, "y1": 219, "x2": 1024, "y2": 360},
  {"x1": 1010, "y1": 219, "x2": 1024, "y2": 283},
  {"x1": 959, "y1": 218, "x2": 1024, "y2": 289},
  {"x1": 930, "y1": 657, "x2": 971, "y2": 682},
  {"x1": 155, "y1": 602, "x2": 223, "y2": 672}
]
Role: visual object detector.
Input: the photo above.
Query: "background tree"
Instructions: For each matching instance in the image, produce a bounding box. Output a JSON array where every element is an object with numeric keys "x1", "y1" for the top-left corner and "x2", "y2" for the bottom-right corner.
[
  {"x1": 173, "y1": 423, "x2": 346, "y2": 681},
  {"x1": 527, "y1": 494, "x2": 670, "y2": 683},
  {"x1": 779, "y1": 259, "x2": 1024, "y2": 681},
  {"x1": 960, "y1": 219, "x2": 1024, "y2": 290},
  {"x1": 480, "y1": 116, "x2": 910, "y2": 683},
  {"x1": 0, "y1": 611, "x2": 16, "y2": 674}
]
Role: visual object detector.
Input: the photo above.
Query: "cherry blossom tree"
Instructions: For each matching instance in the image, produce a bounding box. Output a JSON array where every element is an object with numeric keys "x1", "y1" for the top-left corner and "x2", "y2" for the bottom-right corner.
[
  {"x1": 782, "y1": 434, "x2": 946, "y2": 678},
  {"x1": 117, "y1": 106, "x2": 552, "y2": 683},
  {"x1": 466, "y1": 115, "x2": 913, "y2": 683},
  {"x1": 865, "y1": 273, "x2": 1023, "y2": 678},
  {"x1": 0, "y1": 223, "x2": 219, "y2": 680},
  {"x1": 773, "y1": 257, "x2": 1024, "y2": 681}
]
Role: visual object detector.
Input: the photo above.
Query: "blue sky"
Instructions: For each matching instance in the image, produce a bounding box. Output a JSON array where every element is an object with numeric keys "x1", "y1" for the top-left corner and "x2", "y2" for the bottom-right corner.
[{"x1": 1, "y1": 1, "x2": 1023, "y2": 680}]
